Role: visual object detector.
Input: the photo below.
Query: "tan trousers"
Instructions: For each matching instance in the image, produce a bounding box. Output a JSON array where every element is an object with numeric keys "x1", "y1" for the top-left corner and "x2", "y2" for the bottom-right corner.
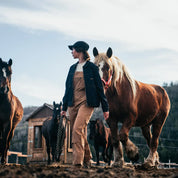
[{"x1": 68, "y1": 104, "x2": 94, "y2": 165}]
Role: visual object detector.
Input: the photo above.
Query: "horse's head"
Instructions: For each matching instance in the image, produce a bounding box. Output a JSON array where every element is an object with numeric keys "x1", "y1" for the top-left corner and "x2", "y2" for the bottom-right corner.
[
  {"x1": 0, "y1": 58, "x2": 12, "y2": 95},
  {"x1": 93, "y1": 47, "x2": 114, "y2": 91},
  {"x1": 52, "y1": 101, "x2": 62, "y2": 122},
  {"x1": 93, "y1": 47, "x2": 137, "y2": 97},
  {"x1": 89, "y1": 119, "x2": 103, "y2": 139}
]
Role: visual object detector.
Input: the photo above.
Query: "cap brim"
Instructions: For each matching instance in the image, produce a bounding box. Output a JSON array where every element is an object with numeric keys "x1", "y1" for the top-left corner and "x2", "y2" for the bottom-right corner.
[{"x1": 68, "y1": 45, "x2": 73, "y2": 50}]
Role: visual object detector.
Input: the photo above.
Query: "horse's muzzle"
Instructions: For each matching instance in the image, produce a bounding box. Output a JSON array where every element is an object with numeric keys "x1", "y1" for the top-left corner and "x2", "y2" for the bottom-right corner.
[
  {"x1": 101, "y1": 78, "x2": 111, "y2": 90},
  {"x1": 0, "y1": 86, "x2": 9, "y2": 94}
]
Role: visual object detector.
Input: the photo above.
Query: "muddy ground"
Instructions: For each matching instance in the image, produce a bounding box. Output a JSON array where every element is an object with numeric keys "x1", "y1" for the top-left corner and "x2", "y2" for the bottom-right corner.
[{"x1": 0, "y1": 163, "x2": 178, "y2": 178}]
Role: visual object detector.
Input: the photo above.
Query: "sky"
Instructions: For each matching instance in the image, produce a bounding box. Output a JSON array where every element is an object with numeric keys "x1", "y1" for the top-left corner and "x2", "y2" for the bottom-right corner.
[{"x1": 0, "y1": 0, "x2": 178, "y2": 107}]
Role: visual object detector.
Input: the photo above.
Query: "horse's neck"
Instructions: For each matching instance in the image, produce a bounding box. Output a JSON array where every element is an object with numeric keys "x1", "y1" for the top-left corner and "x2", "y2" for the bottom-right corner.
[
  {"x1": 97, "y1": 122, "x2": 104, "y2": 136},
  {"x1": 51, "y1": 114, "x2": 58, "y2": 124},
  {"x1": 109, "y1": 73, "x2": 135, "y2": 99},
  {"x1": 51, "y1": 114, "x2": 57, "y2": 125}
]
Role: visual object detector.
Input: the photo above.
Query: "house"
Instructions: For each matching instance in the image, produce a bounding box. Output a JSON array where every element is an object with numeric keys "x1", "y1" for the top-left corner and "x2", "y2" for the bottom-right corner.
[{"x1": 26, "y1": 103, "x2": 72, "y2": 164}]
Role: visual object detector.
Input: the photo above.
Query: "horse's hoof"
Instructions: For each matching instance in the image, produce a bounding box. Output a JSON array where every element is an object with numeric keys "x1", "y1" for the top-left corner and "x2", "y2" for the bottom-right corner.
[
  {"x1": 142, "y1": 160, "x2": 158, "y2": 170},
  {"x1": 130, "y1": 153, "x2": 139, "y2": 162},
  {"x1": 125, "y1": 141, "x2": 139, "y2": 162},
  {"x1": 126, "y1": 145, "x2": 139, "y2": 162},
  {"x1": 1, "y1": 161, "x2": 6, "y2": 165}
]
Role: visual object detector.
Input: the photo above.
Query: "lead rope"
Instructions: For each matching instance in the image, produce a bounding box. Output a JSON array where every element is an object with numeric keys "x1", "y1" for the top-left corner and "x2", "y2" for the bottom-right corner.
[{"x1": 55, "y1": 115, "x2": 69, "y2": 161}]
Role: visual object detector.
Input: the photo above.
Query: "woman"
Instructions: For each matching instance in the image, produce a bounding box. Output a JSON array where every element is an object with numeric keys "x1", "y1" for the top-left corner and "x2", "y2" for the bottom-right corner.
[{"x1": 61, "y1": 41, "x2": 109, "y2": 168}]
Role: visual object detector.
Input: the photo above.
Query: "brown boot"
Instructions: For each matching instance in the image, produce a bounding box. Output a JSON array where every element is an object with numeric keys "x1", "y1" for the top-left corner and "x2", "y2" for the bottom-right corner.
[{"x1": 73, "y1": 164, "x2": 82, "y2": 169}]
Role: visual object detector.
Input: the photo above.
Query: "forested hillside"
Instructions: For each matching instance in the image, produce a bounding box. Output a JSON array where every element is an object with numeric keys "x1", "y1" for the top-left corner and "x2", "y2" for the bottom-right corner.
[{"x1": 160, "y1": 82, "x2": 178, "y2": 162}]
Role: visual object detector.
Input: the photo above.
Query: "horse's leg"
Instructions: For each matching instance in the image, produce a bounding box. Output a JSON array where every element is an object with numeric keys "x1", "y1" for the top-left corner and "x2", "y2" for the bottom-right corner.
[
  {"x1": 119, "y1": 121, "x2": 139, "y2": 162},
  {"x1": 141, "y1": 125, "x2": 152, "y2": 148},
  {"x1": 105, "y1": 142, "x2": 113, "y2": 166},
  {"x1": 0, "y1": 130, "x2": 2, "y2": 156},
  {"x1": 94, "y1": 142, "x2": 100, "y2": 165},
  {"x1": 1, "y1": 122, "x2": 12, "y2": 164},
  {"x1": 102, "y1": 144, "x2": 107, "y2": 163},
  {"x1": 51, "y1": 142, "x2": 56, "y2": 163},
  {"x1": 105, "y1": 144, "x2": 109, "y2": 164},
  {"x1": 143, "y1": 113, "x2": 167, "y2": 168},
  {"x1": 6, "y1": 121, "x2": 18, "y2": 151},
  {"x1": 107, "y1": 119, "x2": 124, "y2": 167},
  {"x1": 5, "y1": 114, "x2": 22, "y2": 155},
  {"x1": 107, "y1": 134, "x2": 113, "y2": 166},
  {"x1": 1, "y1": 136, "x2": 7, "y2": 164},
  {"x1": 46, "y1": 139, "x2": 51, "y2": 165},
  {"x1": 108, "y1": 144, "x2": 113, "y2": 166}
]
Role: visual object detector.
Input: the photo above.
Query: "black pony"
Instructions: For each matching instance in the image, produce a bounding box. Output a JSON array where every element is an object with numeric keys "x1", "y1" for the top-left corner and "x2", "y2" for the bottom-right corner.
[
  {"x1": 89, "y1": 118, "x2": 113, "y2": 165},
  {"x1": 42, "y1": 101, "x2": 65, "y2": 164}
]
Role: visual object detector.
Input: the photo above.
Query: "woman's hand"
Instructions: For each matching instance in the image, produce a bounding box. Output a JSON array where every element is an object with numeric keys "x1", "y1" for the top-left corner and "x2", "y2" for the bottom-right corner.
[
  {"x1": 103, "y1": 111, "x2": 109, "y2": 120},
  {"x1": 61, "y1": 110, "x2": 67, "y2": 117}
]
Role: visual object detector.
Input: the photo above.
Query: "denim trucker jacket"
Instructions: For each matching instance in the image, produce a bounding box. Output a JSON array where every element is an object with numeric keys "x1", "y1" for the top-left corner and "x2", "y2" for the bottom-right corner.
[{"x1": 62, "y1": 61, "x2": 109, "y2": 112}]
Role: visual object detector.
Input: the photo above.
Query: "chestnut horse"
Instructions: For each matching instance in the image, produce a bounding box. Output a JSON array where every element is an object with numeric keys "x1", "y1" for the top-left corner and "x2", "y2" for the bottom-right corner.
[
  {"x1": 93, "y1": 47, "x2": 170, "y2": 168},
  {"x1": 0, "y1": 58, "x2": 23, "y2": 164}
]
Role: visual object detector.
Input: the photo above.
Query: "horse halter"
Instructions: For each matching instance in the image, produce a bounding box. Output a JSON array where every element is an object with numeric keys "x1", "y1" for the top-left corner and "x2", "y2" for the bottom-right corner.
[{"x1": 101, "y1": 69, "x2": 113, "y2": 90}]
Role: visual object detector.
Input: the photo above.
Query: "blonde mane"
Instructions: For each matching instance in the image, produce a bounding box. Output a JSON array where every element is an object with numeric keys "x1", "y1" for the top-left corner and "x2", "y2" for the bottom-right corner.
[{"x1": 94, "y1": 53, "x2": 136, "y2": 98}]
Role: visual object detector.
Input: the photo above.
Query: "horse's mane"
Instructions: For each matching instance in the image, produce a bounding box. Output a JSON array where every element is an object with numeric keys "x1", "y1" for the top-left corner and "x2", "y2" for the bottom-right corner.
[{"x1": 94, "y1": 53, "x2": 136, "y2": 98}]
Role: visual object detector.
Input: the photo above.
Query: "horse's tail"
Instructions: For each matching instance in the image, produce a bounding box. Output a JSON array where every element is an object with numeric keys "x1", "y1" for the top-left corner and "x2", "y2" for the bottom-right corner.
[
  {"x1": 161, "y1": 87, "x2": 171, "y2": 119},
  {"x1": 155, "y1": 85, "x2": 171, "y2": 126}
]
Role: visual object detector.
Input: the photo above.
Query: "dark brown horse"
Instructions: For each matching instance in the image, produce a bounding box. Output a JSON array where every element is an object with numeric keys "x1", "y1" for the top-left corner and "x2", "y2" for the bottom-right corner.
[
  {"x1": 0, "y1": 58, "x2": 23, "y2": 164},
  {"x1": 89, "y1": 119, "x2": 113, "y2": 165},
  {"x1": 93, "y1": 47, "x2": 170, "y2": 168}
]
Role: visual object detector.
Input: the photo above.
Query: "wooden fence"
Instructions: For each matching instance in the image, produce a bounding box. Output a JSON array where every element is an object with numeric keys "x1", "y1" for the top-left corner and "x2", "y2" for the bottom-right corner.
[{"x1": 7, "y1": 151, "x2": 28, "y2": 164}]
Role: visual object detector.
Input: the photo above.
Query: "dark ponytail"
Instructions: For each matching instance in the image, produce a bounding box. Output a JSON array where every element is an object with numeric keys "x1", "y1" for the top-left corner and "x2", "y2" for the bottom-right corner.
[{"x1": 83, "y1": 51, "x2": 90, "y2": 61}]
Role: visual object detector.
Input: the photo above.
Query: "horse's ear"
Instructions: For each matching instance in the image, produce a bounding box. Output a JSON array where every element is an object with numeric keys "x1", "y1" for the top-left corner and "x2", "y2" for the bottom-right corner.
[
  {"x1": 0, "y1": 58, "x2": 2, "y2": 64},
  {"x1": 106, "y1": 47, "x2": 112, "y2": 58},
  {"x1": 53, "y1": 101, "x2": 55, "y2": 106},
  {"x1": 93, "y1": 47, "x2": 99, "y2": 57},
  {"x1": 8, "y1": 59, "x2": 12, "y2": 66}
]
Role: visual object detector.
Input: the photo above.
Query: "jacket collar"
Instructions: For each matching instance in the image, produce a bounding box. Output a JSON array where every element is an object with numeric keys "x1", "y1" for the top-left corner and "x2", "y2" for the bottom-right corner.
[
  {"x1": 83, "y1": 60, "x2": 90, "y2": 68},
  {"x1": 74, "y1": 60, "x2": 90, "y2": 69}
]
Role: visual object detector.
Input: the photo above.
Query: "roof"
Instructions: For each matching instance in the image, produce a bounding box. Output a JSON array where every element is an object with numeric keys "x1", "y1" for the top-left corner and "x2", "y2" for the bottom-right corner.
[{"x1": 26, "y1": 103, "x2": 53, "y2": 121}]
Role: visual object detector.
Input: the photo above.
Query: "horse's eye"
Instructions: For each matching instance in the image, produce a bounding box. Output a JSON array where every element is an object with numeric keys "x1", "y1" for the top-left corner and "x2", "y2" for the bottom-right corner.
[
  {"x1": 98, "y1": 64, "x2": 100, "y2": 67},
  {"x1": 103, "y1": 65, "x2": 109, "y2": 72}
]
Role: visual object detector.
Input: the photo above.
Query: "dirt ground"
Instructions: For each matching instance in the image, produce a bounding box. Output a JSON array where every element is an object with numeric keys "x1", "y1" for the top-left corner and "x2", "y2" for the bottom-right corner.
[{"x1": 0, "y1": 163, "x2": 178, "y2": 178}]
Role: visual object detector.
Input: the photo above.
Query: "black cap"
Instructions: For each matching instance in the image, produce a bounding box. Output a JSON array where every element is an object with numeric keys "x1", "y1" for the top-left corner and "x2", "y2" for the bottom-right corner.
[{"x1": 68, "y1": 41, "x2": 89, "y2": 52}]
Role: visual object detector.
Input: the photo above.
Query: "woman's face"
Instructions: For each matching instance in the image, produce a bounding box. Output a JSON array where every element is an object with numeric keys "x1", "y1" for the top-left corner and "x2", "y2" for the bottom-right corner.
[{"x1": 71, "y1": 48, "x2": 80, "y2": 59}]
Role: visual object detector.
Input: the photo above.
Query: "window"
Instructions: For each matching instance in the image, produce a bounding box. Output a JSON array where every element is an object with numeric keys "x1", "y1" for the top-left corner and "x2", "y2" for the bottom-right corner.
[{"x1": 34, "y1": 126, "x2": 42, "y2": 148}]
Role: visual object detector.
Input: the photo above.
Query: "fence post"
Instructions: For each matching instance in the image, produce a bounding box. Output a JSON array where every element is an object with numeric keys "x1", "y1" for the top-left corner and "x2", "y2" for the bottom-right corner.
[{"x1": 16, "y1": 155, "x2": 19, "y2": 164}]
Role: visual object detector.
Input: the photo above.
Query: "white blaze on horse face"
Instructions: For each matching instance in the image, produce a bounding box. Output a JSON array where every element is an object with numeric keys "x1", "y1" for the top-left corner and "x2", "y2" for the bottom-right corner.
[
  {"x1": 98, "y1": 61, "x2": 104, "y2": 78},
  {"x1": 2, "y1": 68, "x2": 7, "y2": 78}
]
